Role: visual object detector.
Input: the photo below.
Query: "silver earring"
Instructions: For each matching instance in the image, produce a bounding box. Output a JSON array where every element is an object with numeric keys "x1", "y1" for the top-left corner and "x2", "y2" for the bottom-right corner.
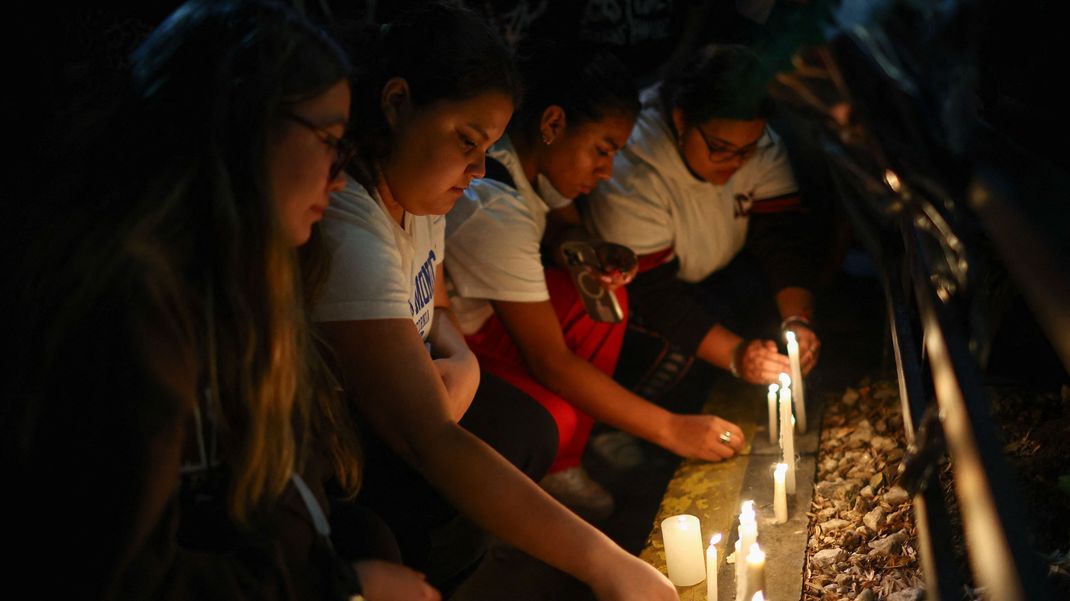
[{"x1": 542, "y1": 132, "x2": 553, "y2": 145}]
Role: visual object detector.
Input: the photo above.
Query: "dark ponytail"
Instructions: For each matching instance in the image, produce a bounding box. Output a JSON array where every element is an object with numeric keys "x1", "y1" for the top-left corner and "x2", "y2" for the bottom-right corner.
[
  {"x1": 340, "y1": 2, "x2": 521, "y2": 188},
  {"x1": 660, "y1": 44, "x2": 775, "y2": 126},
  {"x1": 512, "y1": 40, "x2": 639, "y2": 134}
]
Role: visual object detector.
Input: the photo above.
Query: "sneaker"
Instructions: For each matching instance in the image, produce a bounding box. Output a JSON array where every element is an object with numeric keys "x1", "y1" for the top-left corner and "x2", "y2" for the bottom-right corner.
[
  {"x1": 588, "y1": 430, "x2": 645, "y2": 471},
  {"x1": 539, "y1": 466, "x2": 615, "y2": 521}
]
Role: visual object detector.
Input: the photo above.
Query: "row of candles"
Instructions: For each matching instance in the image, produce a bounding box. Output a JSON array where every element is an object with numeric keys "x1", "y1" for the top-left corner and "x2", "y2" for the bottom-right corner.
[
  {"x1": 661, "y1": 501, "x2": 769, "y2": 601},
  {"x1": 660, "y1": 331, "x2": 807, "y2": 599}
]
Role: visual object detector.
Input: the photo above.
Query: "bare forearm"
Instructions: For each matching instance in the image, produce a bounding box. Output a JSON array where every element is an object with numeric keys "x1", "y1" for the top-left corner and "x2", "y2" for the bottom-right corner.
[
  {"x1": 695, "y1": 324, "x2": 743, "y2": 371},
  {"x1": 775, "y1": 286, "x2": 814, "y2": 322},
  {"x1": 531, "y1": 353, "x2": 675, "y2": 449},
  {"x1": 413, "y1": 423, "x2": 618, "y2": 582},
  {"x1": 427, "y1": 307, "x2": 469, "y2": 359}
]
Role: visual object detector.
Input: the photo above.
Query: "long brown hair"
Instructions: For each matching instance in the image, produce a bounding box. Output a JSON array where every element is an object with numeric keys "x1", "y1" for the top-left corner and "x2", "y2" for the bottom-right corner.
[{"x1": 126, "y1": 0, "x2": 354, "y2": 521}]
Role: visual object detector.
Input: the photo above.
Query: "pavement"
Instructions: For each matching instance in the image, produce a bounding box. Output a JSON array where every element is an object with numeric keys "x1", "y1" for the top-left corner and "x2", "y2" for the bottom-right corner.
[{"x1": 451, "y1": 267, "x2": 887, "y2": 600}]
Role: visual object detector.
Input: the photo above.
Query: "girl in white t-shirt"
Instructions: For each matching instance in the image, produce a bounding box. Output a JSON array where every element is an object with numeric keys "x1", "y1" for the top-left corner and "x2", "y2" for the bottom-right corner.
[
  {"x1": 315, "y1": 6, "x2": 675, "y2": 600},
  {"x1": 446, "y1": 42, "x2": 746, "y2": 519},
  {"x1": 584, "y1": 44, "x2": 823, "y2": 386}
]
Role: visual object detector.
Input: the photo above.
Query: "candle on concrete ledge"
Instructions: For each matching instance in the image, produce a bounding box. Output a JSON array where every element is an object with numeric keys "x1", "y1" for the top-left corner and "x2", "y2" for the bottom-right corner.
[
  {"x1": 773, "y1": 463, "x2": 788, "y2": 523},
  {"x1": 785, "y1": 330, "x2": 807, "y2": 432},
  {"x1": 743, "y1": 543, "x2": 767, "y2": 601},
  {"x1": 661, "y1": 514, "x2": 705, "y2": 586},
  {"x1": 778, "y1": 373, "x2": 796, "y2": 494},
  {"x1": 736, "y1": 501, "x2": 758, "y2": 600},
  {"x1": 706, "y1": 533, "x2": 721, "y2": 601},
  {"x1": 767, "y1": 383, "x2": 779, "y2": 445}
]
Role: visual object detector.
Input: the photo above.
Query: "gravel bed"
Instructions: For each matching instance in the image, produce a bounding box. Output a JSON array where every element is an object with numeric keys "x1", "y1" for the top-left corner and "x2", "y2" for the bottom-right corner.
[{"x1": 802, "y1": 379, "x2": 923, "y2": 601}]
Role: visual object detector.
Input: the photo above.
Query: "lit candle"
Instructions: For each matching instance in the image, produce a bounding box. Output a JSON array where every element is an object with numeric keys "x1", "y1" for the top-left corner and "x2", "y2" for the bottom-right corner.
[
  {"x1": 778, "y1": 373, "x2": 796, "y2": 494},
  {"x1": 736, "y1": 502, "x2": 758, "y2": 600},
  {"x1": 785, "y1": 330, "x2": 807, "y2": 432},
  {"x1": 773, "y1": 463, "x2": 788, "y2": 523},
  {"x1": 706, "y1": 533, "x2": 721, "y2": 601},
  {"x1": 767, "y1": 383, "x2": 779, "y2": 445},
  {"x1": 733, "y1": 539, "x2": 743, "y2": 601},
  {"x1": 661, "y1": 514, "x2": 706, "y2": 586},
  {"x1": 752, "y1": 592, "x2": 766, "y2": 601},
  {"x1": 743, "y1": 543, "x2": 767, "y2": 601}
]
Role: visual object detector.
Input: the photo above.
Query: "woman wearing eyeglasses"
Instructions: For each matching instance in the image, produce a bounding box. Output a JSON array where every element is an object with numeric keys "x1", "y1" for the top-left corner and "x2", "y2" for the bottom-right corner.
[
  {"x1": 584, "y1": 44, "x2": 822, "y2": 387},
  {"x1": 6, "y1": 1, "x2": 438, "y2": 599}
]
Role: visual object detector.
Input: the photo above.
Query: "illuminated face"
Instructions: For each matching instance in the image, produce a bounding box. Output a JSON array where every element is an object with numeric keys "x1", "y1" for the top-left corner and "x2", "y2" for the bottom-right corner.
[
  {"x1": 267, "y1": 79, "x2": 350, "y2": 246},
  {"x1": 540, "y1": 112, "x2": 635, "y2": 199},
  {"x1": 381, "y1": 88, "x2": 513, "y2": 216},
  {"x1": 672, "y1": 109, "x2": 767, "y2": 185}
]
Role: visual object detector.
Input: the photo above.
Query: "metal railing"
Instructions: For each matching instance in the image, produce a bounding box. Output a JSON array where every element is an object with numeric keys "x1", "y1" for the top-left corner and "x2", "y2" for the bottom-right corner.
[{"x1": 766, "y1": 1, "x2": 1066, "y2": 598}]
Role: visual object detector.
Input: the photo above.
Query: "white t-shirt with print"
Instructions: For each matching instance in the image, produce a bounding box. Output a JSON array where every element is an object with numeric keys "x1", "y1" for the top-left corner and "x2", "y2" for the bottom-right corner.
[
  {"x1": 445, "y1": 136, "x2": 561, "y2": 335},
  {"x1": 313, "y1": 176, "x2": 444, "y2": 340},
  {"x1": 584, "y1": 85, "x2": 798, "y2": 283}
]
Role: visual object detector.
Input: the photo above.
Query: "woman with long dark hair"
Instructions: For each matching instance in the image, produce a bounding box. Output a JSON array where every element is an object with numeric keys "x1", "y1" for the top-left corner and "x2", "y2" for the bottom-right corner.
[
  {"x1": 317, "y1": 4, "x2": 677, "y2": 598},
  {"x1": 5, "y1": 2, "x2": 434, "y2": 598}
]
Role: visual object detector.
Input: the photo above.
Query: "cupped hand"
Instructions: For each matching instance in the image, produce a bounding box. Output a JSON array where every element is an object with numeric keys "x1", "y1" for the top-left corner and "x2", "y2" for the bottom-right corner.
[
  {"x1": 664, "y1": 413, "x2": 745, "y2": 462},
  {"x1": 737, "y1": 339, "x2": 791, "y2": 385},
  {"x1": 592, "y1": 242, "x2": 638, "y2": 291},
  {"x1": 354, "y1": 559, "x2": 441, "y2": 601}
]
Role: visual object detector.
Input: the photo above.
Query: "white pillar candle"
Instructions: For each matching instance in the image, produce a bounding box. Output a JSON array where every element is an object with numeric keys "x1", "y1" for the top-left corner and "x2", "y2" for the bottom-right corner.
[
  {"x1": 778, "y1": 374, "x2": 796, "y2": 495},
  {"x1": 767, "y1": 383, "x2": 779, "y2": 445},
  {"x1": 743, "y1": 544, "x2": 767, "y2": 601},
  {"x1": 661, "y1": 514, "x2": 706, "y2": 586},
  {"x1": 706, "y1": 533, "x2": 721, "y2": 601},
  {"x1": 773, "y1": 463, "x2": 788, "y2": 523},
  {"x1": 785, "y1": 330, "x2": 807, "y2": 432}
]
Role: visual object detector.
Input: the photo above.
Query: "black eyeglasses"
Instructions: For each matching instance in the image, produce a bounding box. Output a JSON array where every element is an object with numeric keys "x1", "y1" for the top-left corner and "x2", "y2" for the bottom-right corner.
[
  {"x1": 285, "y1": 113, "x2": 356, "y2": 180},
  {"x1": 695, "y1": 126, "x2": 772, "y2": 164}
]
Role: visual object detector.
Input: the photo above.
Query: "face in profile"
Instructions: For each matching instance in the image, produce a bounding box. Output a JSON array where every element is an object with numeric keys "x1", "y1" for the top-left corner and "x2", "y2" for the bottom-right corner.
[
  {"x1": 380, "y1": 84, "x2": 514, "y2": 216},
  {"x1": 267, "y1": 79, "x2": 351, "y2": 246},
  {"x1": 672, "y1": 110, "x2": 767, "y2": 185},
  {"x1": 540, "y1": 111, "x2": 635, "y2": 199}
]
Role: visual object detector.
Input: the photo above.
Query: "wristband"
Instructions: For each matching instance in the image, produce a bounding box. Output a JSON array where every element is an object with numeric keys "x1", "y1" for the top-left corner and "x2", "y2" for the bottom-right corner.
[{"x1": 728, "y1": 339, "x2": 745, "y2": 379}]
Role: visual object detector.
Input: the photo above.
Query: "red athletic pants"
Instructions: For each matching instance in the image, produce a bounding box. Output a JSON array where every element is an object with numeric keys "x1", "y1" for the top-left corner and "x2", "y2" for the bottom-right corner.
[{"x1": 465, "y1": 267, "x2": 629, "y2": 473}]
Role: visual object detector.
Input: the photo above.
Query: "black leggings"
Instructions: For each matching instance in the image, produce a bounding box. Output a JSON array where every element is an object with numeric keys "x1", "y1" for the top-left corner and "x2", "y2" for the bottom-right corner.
[{"x1": 332, "y1": 369, "x2": 558, "y2": 592}]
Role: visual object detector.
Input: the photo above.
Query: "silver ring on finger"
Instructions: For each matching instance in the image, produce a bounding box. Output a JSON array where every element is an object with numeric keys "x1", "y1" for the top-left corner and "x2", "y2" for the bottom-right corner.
[{"x1": 719, "y1": 431, "x2": 733, "y2": 444}]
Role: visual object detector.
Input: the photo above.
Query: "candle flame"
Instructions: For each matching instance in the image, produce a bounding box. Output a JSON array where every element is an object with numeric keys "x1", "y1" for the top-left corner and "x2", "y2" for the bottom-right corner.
[
  {"x1": 785, "y1": 330, "x2": 796, "y2": 344},
  {"x1": 779, "y1": 373, "x2": 791, "y2": 386},
  {"x1": 768, "y1": 383, "x2": 779, "y2": 393},
  {"x1": 747, "y1": 543, "x2": 765, "y2": 563},
  {"x1": 710, "y1": 533, "x2": 722, "y2": 545},
  {"x1": 752, "y1": 593, "x2": 765, "y2": 601},
  {"x1": 775, "y1": 463, "x2": 787, "y2": 476}
]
